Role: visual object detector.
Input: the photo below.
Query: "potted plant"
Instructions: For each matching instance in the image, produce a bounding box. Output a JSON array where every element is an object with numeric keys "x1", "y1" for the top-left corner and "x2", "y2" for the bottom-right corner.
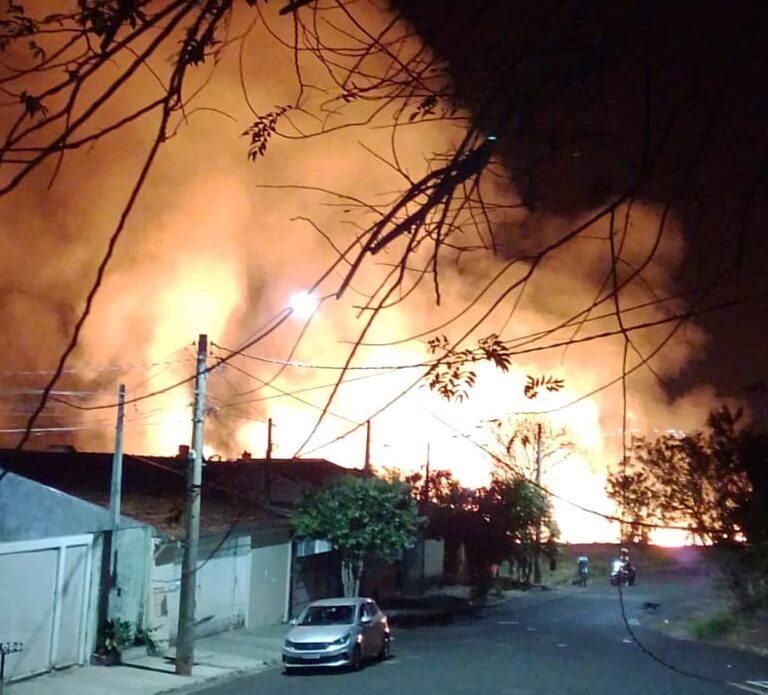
[{"x1": 93, "y1": 618, "x2": 133, "y2": 666}]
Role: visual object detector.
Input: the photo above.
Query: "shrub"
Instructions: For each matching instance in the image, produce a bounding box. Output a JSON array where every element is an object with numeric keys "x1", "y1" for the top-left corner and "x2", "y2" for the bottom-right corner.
[{"x1": 688, "y1": 611, "x2": 737, "y2": 640}]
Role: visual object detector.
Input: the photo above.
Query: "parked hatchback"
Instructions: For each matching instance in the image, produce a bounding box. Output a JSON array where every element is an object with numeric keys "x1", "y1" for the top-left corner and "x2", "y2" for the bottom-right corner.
[{"x1": 282, "y1": 597, "x2": 390, "y2": 672}]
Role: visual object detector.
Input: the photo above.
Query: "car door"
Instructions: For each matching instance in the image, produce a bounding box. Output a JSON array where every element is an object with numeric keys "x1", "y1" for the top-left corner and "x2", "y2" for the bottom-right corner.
[
  {"x1": 359, "y1": 601, "x2": 379, "y2": 657},
  {"x1": 368, "y1": 600, "x2": 386, "y2": 648}
]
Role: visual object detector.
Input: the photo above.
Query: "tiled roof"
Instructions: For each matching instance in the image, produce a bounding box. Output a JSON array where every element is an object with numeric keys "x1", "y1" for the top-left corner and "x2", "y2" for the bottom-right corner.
[{"x1": 0, "y1": 449, "x2": 354, "y2": 538}]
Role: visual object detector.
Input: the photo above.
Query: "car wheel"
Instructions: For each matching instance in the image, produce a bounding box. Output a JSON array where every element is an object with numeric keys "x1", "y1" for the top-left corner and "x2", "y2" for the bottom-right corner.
[
  {"x1": 349, "y1": 644, "x2": 362, "y2": 671},
  {"x1": 378, "y1": 636, "x2": 390, "y2": 661}
]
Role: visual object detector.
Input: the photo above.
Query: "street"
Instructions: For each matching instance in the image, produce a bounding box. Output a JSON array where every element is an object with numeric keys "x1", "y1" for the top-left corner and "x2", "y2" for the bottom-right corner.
[{"x1": 198, "y1": 565, "x2": 768, "y2": 695}]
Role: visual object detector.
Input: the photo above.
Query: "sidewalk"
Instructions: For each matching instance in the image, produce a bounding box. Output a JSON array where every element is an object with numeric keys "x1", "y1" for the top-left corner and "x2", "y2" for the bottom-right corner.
[{"x1": 5, "y1": 624, "x2": 288, "y2": 695}]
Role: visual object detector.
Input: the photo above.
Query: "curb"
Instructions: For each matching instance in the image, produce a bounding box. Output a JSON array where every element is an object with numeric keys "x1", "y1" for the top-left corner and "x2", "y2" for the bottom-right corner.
[{"x1": 155, "y1": 658, "x2": 281, "y2": 695}]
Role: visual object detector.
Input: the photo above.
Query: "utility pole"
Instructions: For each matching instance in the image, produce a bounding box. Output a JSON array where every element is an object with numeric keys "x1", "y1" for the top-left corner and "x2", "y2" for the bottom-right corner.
[
  {"x1": 176, "y1": 334, "x2": 208, "y2": 676},
  {"x1": 419, "y1": 442, "x2": 431, "y2": 593},
  {"x1": 363, "y1": 419, "x2": 372, "y2": 474},
  {"x1": 265, "y1": 417, "x2": 273, "y2": 503},
  {"x1": 109, "y1": 384, "x2": 125, "y2": 530},
  {"x1": 533, "y1": 422, "x2": 543, "y2": 584},
  {"x1": 266, "y1": 418, "x2": 273, "y2": 462},
  {"x1": 107, "y1": 384, "x2": 125, "y2": 621}
]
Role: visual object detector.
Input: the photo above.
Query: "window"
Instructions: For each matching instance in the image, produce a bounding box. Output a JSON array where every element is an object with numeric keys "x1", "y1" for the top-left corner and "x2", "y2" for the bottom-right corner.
[
  {"x1": 295, "y1": 538, "x2": 333, "y2": 558},
  {"x1": 299, "y1": 604, "x2": 355, "y2": 626},
  {"x1": 360, "y1": 602, "x2": 374, "y2": 621}
]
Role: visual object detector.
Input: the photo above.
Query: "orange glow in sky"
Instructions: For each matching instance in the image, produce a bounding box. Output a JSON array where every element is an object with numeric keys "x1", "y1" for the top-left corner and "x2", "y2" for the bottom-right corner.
[{"x1": 21, "y1": 1, "x2": 717, "y2": 550}]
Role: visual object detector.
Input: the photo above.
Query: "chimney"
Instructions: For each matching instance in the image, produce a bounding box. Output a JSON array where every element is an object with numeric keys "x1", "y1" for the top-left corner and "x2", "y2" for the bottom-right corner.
[
  {"x1": 241, "y1": 450, "x2": 252, "y2": 461},
  {"x1": 178, "y1": 444, "x2": 190, "y2": 459}
]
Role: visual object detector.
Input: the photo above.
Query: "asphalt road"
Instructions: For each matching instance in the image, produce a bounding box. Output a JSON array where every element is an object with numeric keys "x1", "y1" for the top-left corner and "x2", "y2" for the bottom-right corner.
[{"x1": 200, "y1": 565, "x2": 768, "y2": 694}]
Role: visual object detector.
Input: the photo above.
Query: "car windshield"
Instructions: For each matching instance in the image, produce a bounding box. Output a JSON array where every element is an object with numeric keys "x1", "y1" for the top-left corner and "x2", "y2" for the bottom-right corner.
[{"x1": 298, "y1": 604, "x2": 355, "y2": 626}]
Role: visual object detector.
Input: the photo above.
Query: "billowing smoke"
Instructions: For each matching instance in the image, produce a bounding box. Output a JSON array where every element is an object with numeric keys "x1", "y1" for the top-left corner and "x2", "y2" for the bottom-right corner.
[{"x1": 0, "y1": 1, "x2": 734, "y2": 541}]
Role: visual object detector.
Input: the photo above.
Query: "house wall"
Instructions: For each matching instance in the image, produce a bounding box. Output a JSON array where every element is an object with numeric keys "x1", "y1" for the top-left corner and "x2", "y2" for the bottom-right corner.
[
  {"x1": 108, "y1": 526, "x2": 153, "y2": 630},
  {"x1": 424, "y1": 539, "x2": 445, "y2": 580},
  {"x1": 248, "y1": 538, "x2": 290, "y2": 627},
  {"x1": 290, "y1": 547, "x2": 342, "y2": 618},
  {"x1": 195, "y1": 535, "x2": 250, "y2": 637},
  {"x1": 361, "y1": 556, "x2": 401, "y2": 600},
  {"x1": 0, "y1": 468, "x2": 137, "y2": 542},
  {"x1": 149, "y1": 534, "x2": 251, "y2": 647},
  {"x1": 362, "y1": 539, "x2": 445, "y2": 599}
]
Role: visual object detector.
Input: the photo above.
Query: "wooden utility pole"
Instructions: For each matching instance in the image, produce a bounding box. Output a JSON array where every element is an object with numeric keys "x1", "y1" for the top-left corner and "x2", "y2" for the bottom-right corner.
[
  {"x1": 265, "y1": 417, "x2": 273, "y2": 503},
  {"x1": 363, "y1": 419, "x2": 372, "y2": 473},
  {"x1": 176, "y1": 334, "x2": 208, "y2": 676},
  {"x1": 533, "y1": 422, "x2": 543, "y2": 584},
  {"x1": 421, "y1": 442, "x2": 430, "y2": 592},
  {"x1": 109, "y1": 384, "x2": 125, "y2": 530}
]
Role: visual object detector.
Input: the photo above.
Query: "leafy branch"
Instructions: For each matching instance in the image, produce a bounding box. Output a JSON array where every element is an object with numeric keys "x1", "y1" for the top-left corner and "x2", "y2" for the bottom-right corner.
[
  {"x1": 427, "y1": 333, "x2": 512, "y2": 401},
  {"x1": 523, "y1": 374, "x2": 565, "y2": 400},
  {"x1": 243, "y1": 106, "x2": 290, "y2": 161}
]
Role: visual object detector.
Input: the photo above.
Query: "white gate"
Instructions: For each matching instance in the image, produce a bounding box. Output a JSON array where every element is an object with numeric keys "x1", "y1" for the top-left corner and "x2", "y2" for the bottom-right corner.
[{"x1": 0, "y1": 535, "x2": 93, "y2": 681}]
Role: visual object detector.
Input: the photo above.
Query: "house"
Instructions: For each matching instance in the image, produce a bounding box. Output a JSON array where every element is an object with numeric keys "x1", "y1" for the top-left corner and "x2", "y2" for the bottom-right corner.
[
  {"x1": 0, "y1": 465, "x2": 147, "y2": 681},
  {"x1": 0, "y1": 447, "x2": 359, "y2": 671}
]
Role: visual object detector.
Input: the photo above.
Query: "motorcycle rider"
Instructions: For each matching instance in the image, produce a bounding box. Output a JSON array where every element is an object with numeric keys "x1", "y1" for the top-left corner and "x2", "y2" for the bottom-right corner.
[{"x1": 615, "y1": 546, "x2": 636, "y2": 586}]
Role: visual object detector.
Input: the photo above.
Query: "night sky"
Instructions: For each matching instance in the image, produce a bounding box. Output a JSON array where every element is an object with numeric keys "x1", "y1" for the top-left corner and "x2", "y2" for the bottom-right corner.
[{"x1": 397, "y1": 0, "x2": 768, "y2": 419}]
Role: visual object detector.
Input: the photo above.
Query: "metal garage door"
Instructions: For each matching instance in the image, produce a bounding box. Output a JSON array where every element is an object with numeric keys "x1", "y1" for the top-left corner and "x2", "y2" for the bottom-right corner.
[{"x1": 0, "y1": 535, "x2": 92, "y2": 681}]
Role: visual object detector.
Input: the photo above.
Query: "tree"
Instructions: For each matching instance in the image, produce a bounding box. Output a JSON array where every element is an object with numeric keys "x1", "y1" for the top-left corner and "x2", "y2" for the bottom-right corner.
[
  {"x1": 291, "y1": 475, "x2": 421, "y2": 596},
  {"x1": 404, "y1": 468, "x2": 475, "y2": 582},
  {"x1": 488, "y1": 416, "x2": 575, "y2": 480},
  {"x1": 409, "y1": 468, "x2": 559, "y2": 592},
  {"x1": 606, "y1": 406, "x2": 753, "y2": 545},
  {"x1": 480, "y1": 476, "x2": 560, "y2": 585},
  {"x1": 707, "y1": 406, "x2": 768, "y2": 546},
  {"x1": 605, "y1": 463, "x2": 657, "y2": 544}
]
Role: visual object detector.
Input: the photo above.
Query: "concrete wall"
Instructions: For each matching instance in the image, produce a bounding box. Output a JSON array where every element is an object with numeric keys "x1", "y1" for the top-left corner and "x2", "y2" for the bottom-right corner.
[
  {"x1": 248, "y1": 539, "x2": 290, "y2": 627},
  {"x1": 424, "y1": 539, "x2": 445, "y2": 580},
  {"x1": 195, "y1": 535, "x2": 250, "y2": 636},
  {"x1": 149, "y1": 533, "x2": 252, "y2": 648},
  {"x1": 107, "y1": 526, "x2": 153, "y2": 629},
  {"x1": 0, "y1": 468, "x2": 138, "y2": 542}
]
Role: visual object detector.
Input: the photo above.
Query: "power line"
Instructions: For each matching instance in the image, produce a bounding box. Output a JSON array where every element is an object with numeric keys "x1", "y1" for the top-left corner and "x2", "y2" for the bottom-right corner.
[
  {"x1": 222, "y1": 361, "x2": 362, "y2": 426},
  {"x1": 211, "y1": 341, "x2": 427, "y2": 372},
  {"x1": 415, "y1": 401, "x2": 724, "y2": 536},
  {"x1": 0, "y1": 353, "x2": 195, "y2": 379},
  {"x1": 616, "y1": 582, "x2": 723, "y2": 684}
]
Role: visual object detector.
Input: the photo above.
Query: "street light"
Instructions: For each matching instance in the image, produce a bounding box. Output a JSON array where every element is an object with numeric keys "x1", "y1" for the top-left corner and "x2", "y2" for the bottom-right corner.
[{"x1": 289, "y1": 291, "x2": 319, "y2": 320}]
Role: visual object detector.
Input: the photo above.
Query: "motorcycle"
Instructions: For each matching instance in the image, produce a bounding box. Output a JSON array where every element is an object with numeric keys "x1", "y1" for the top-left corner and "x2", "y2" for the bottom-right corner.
[{"x1": 609, "y1": 558, "x2": 636, "y2": 587}]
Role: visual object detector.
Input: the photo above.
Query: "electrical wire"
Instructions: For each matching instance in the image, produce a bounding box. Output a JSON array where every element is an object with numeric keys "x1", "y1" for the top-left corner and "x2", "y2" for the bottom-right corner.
[
  {"x1": 415, "y1": 400, "x2": 717, "y2": 535},
  {"x1": 616, "y1": 581, "x2": 723, "y2": 684},
  {"x1": 125, "y1": 454, "x2": 282, "y2": 583}
]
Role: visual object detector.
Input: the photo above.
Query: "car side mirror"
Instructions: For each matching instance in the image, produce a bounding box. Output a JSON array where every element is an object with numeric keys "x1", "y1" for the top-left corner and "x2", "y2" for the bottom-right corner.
[
  {"x1": 289, "y1": 618, "x2": 297, "y2": 626},
  {"x1": 360, "y1": 615, "x2": 372, "y2": 625}
]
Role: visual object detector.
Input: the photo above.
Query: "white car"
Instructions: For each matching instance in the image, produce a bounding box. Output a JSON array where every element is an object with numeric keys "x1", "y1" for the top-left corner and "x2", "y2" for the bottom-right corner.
[{"x1": 282, "y1": 597, "x2": 391, "y2": 672}]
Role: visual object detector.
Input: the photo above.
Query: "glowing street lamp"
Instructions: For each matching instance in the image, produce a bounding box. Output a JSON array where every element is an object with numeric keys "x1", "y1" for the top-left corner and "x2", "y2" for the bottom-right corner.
[{"x1": 289, "y1": 291, "x2": 320, "y2": 319}]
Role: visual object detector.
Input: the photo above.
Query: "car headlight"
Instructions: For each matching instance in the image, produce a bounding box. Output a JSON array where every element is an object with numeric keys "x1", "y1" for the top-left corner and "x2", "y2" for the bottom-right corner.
[
  {"x1": 330, "y1": 634, "x2": 351, "y2": 647},
  {"x1": 284, "y1": 639, "x2": 293, "y2": 648}
]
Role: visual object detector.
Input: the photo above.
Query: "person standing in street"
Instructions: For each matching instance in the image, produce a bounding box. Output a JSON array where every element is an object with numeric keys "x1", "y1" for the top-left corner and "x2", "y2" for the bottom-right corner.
[{"x1": 577, "y1": 554, "x2": 589, "y2": 587}]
